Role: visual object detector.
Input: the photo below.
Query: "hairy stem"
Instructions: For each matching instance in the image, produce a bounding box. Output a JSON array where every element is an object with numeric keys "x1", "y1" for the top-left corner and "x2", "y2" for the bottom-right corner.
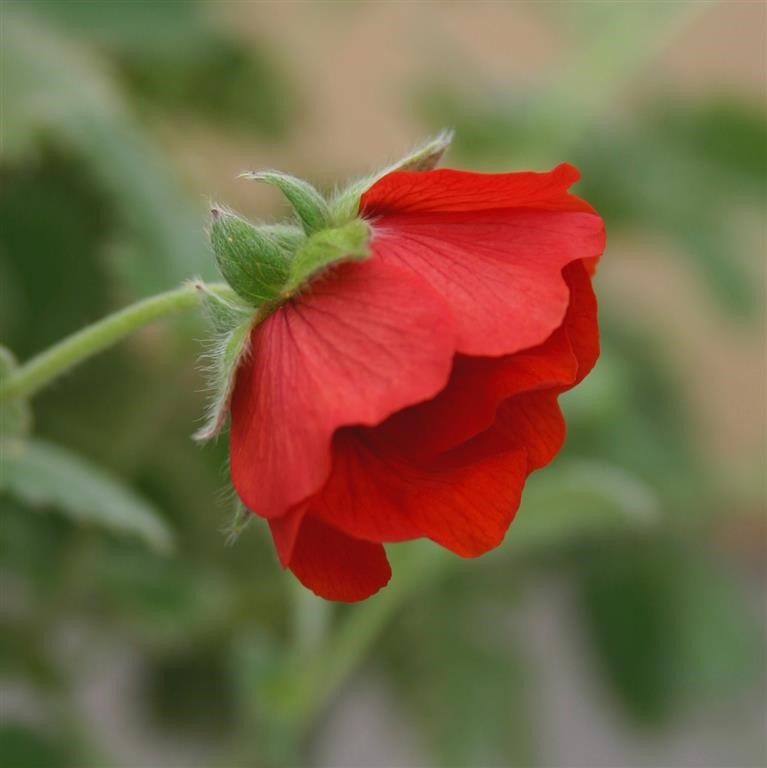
[{"x1": 0, "y1": 281, "x2": 234, "y2": 404}]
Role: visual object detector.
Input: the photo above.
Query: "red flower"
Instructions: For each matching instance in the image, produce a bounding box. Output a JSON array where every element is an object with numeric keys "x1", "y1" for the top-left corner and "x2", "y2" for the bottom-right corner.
[{"x1": 228, "y1": 163, "x2": 605, "y2": 601}]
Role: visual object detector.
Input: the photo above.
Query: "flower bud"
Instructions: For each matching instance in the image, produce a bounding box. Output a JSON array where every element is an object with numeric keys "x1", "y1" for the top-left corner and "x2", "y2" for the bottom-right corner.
[{"x1": 209, "y1": 207, "x2": 303, "y2": 306}]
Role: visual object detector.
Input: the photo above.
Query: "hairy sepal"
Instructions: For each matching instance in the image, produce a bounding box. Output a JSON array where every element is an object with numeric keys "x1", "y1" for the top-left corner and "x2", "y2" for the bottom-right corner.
[
  {"x1": 209, "y1": 208, "x2": 303, "y2": 305},
  {"x1": 193, "y1": 305, "x2": 258, "y2": 442},
  {"x1": 239, "y1": 170, "x2": 331, "y2": 235},
  {"x1": 331, "y1": 130, "x2": 454, "y2": 224},
  {"x1": 283, "y1": 219, "x2": 370, "y2": 294}
]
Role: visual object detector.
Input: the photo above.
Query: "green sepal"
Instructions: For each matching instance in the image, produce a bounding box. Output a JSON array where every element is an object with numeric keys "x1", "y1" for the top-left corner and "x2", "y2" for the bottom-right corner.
[
  {"x1": 388, "y1": 129, "x2": 454, "y2": 172},
  {"x1": 331, "y1": 130, "x2": 454, "y2": 224},
  {"x1": 239, "y1": 170, "x2": 331, "y2": 235},
  {"x1": 0, "y1": 346, "x2": 32, "y2": 440},
  {"x1": 284, "y1": 219, "x2": 370, "y2": 294},
  {"x1": 193, "y1": 279, "x2": 253, "y2": 333},
  {"x1": 194, "y1": 314, "x2": 255, "y2": 442},
  {"x1": 223, "y1": 499, "x2": 253, "y2": 545},
  {"x1": 210, "y1": 208, "x2": 302, "y2": 306}
]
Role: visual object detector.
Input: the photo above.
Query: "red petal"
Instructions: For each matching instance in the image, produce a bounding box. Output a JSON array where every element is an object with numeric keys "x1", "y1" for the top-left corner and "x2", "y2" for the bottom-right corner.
[
  {"x1": 360, "y1": 164, "x2": 604, "y2": 356},
  {"x1": 360, "y1": 163, "x2": 595, "y2": 215},
  {"x1": 451, "y1": 392, "x2": 566, "y2": 472},
  {"x1": 284, "y1": 514, "x2": 391, "y2": 602},
  {"x1": 268, "y1": 502, "x2": 307, "y2": 566},
  {"x1": 273, "y1": 390, "x2": 565, "y2": 572},
  {"x1": 373, "y1": 259, "x2": 597, "y2": 460},
  {"x1": 367, "y1": 209, "x2": 603, "y2": 356},
  {"x1": 561, "y1": 260, "x2": 599, "y2": 384},
  {"x1": 297, "y1": 259, "x2": 596, "y2": 558},
  {"x1": 374, "y1": 327, "x2": 574, "y2": 462},
  {"x1": 309, "y1": 428, "x2": 528, "y2": 557},
  {"x1": 229, "y1": 258, "x2": 454, "y2": 519}
]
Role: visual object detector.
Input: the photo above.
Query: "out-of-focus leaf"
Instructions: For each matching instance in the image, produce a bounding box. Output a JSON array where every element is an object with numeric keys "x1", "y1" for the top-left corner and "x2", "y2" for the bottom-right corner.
[
  {"x1": 0, "y1": 724, "x2": 72, "y2": 768},
  {"x1": 121, "y1": 37, "x2": 297, "y2": 137},
  {"x1": 1, "y1": 12, "x2": 212, "y2": 296},
  {"x1": 229, "y1": 632, "x2": 304, "y2": 768},
  {"x1": 10, "y1": 0, "x2": 207, "y2": 54},
  {"x1": 562, "y1": 325, "x2": 706, "y2": 512},
  {"x1": 578, "y1": 539, "x2": 762, "y2": 725},
  {"x1": 0, "y1": 498, "x2": 71, "y2": 593},
  {"x1": 654, "y1": 99, "x2": 767, "y2": 187},
  {"x1": 0, "y1": 622, "x2": 61, "y2": 689},
  {"x1": 672, "y1": 552, "x2": 763, "y2": 700},
  {"x1": 0, "y1": 438, "x2": 173, "y2": 553},
  {"x1": 579, "y1": 539, "x2": 680, "y2": 724},
  {"x1": 15, "y1": 0, "x2": 297, "y2": 135},
  {"x1": 0, "y1": 346, "x2": 31, "y2": 438},
  {"x1": 508, "y1": 460, "x2": 660, "y2": 552},
  {"x1": 94, "y1": 546, "x2": 233, "y2": 646},
  {"x1": 143, "y1": 643, "x2": 236, "y2": 737},
  {"x1": 0, "y1": 154, "x2": 113, "y2": 356},
  {"x1": 387, "y1": 587, "x2": 536, "y2": 767}
]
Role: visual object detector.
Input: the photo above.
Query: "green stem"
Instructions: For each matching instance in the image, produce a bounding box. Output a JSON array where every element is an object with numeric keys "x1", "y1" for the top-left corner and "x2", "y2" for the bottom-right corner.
[
  {"x1": 0, "y1": 281, "x2": 233, "y2": 404},
  {"x1": 292, "y1": 544, "x2": 450, "y2": 726},
  {"x1": 290, "y1": 579, "x2": 331, "y2": 662}
]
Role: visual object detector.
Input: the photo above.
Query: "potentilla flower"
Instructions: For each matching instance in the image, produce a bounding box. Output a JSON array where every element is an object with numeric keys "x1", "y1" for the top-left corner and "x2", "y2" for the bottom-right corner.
[{"x1": 201, "y1": 134, "x2": 605, "y2": 602}]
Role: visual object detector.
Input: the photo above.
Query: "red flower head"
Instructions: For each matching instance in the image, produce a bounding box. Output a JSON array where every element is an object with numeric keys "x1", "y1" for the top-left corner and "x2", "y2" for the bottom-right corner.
[{"x1": 204, "y1": 137, "x2": 605, "y2": 602}]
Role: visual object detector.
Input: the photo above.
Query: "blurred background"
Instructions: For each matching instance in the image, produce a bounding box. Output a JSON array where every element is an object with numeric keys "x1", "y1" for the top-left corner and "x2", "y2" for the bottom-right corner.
[{"x1": 1, "y1": 2, "x2": 765, "y2": 767}]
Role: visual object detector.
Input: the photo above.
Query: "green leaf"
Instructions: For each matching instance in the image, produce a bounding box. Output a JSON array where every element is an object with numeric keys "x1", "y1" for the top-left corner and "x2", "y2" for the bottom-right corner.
[
  {"x1": 121, "y1": 35, "x2": 297, "y2": 138},
  {"x1": 230, "y1": 631, "x2": 304, "y2": 768},
  {"x1": 578, "y1": 539, "x2": 762, "y2": 725},
  {"x1": 18, "y1": 0, "x2": 298, "y2": 137},
  {"x1": 0, "y1": 345, "x2": 31, "y2": 438},
  {"x1": 0, "y1": 620, "x2": 62, "y2": 689},
  {"x1": 12, "y1": 0, "x2": 208, "y2": 54},
  {"x1": 95, "y1": 546, "x2": 234, "y2": 646},
  {"x1": 654, "y1": 99, "x2": 767, "y2": 187},
  {"x1": 0, "y1": 723, "x2": 72, "y2": 768},
  {"x1": 508, "y1": 459, "x2": 660, "y2": 552},
  {"x1": 388, "y1": 589, "x2": 536, "y2": 767},
  {"x1": 0, "y1": 438, "x2": 173, "y2": 553},
  {"x1": 143, "y1": 642, "x2": 237, "y2": 737},
  {"x1": 285, "y1": 219, "x2": 370, "y2": 294},
  {"x1": 240, "y1": 170, "x2": 331, "y2": 235},
  {"x1": 579, "y1": 539, "x2": 680, "y2": 724},
  {"x1": 673, "y1": 554, "x2": 763, "y2": 700},
  {"x1": 1, "y1": 12, "x2": 212, "y2": 296}
]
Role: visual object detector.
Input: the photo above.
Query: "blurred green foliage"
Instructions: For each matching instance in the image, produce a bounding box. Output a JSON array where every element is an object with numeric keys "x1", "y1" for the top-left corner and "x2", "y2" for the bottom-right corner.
[
  {"x1": 15, "y1": 0, "x2": 297, "y2": 136},
  {"x1": 0, "y1": 2, "x2": 764, "y2": 767}
]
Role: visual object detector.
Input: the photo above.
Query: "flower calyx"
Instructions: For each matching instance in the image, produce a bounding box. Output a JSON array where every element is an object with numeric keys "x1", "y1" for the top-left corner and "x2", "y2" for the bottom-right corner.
[
  {"x1": 202, "y1": 184, "x2": 371, "y2": 441},
  {"x1": 201, "y1": 133, "x2": 453, "y2": 442}
]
